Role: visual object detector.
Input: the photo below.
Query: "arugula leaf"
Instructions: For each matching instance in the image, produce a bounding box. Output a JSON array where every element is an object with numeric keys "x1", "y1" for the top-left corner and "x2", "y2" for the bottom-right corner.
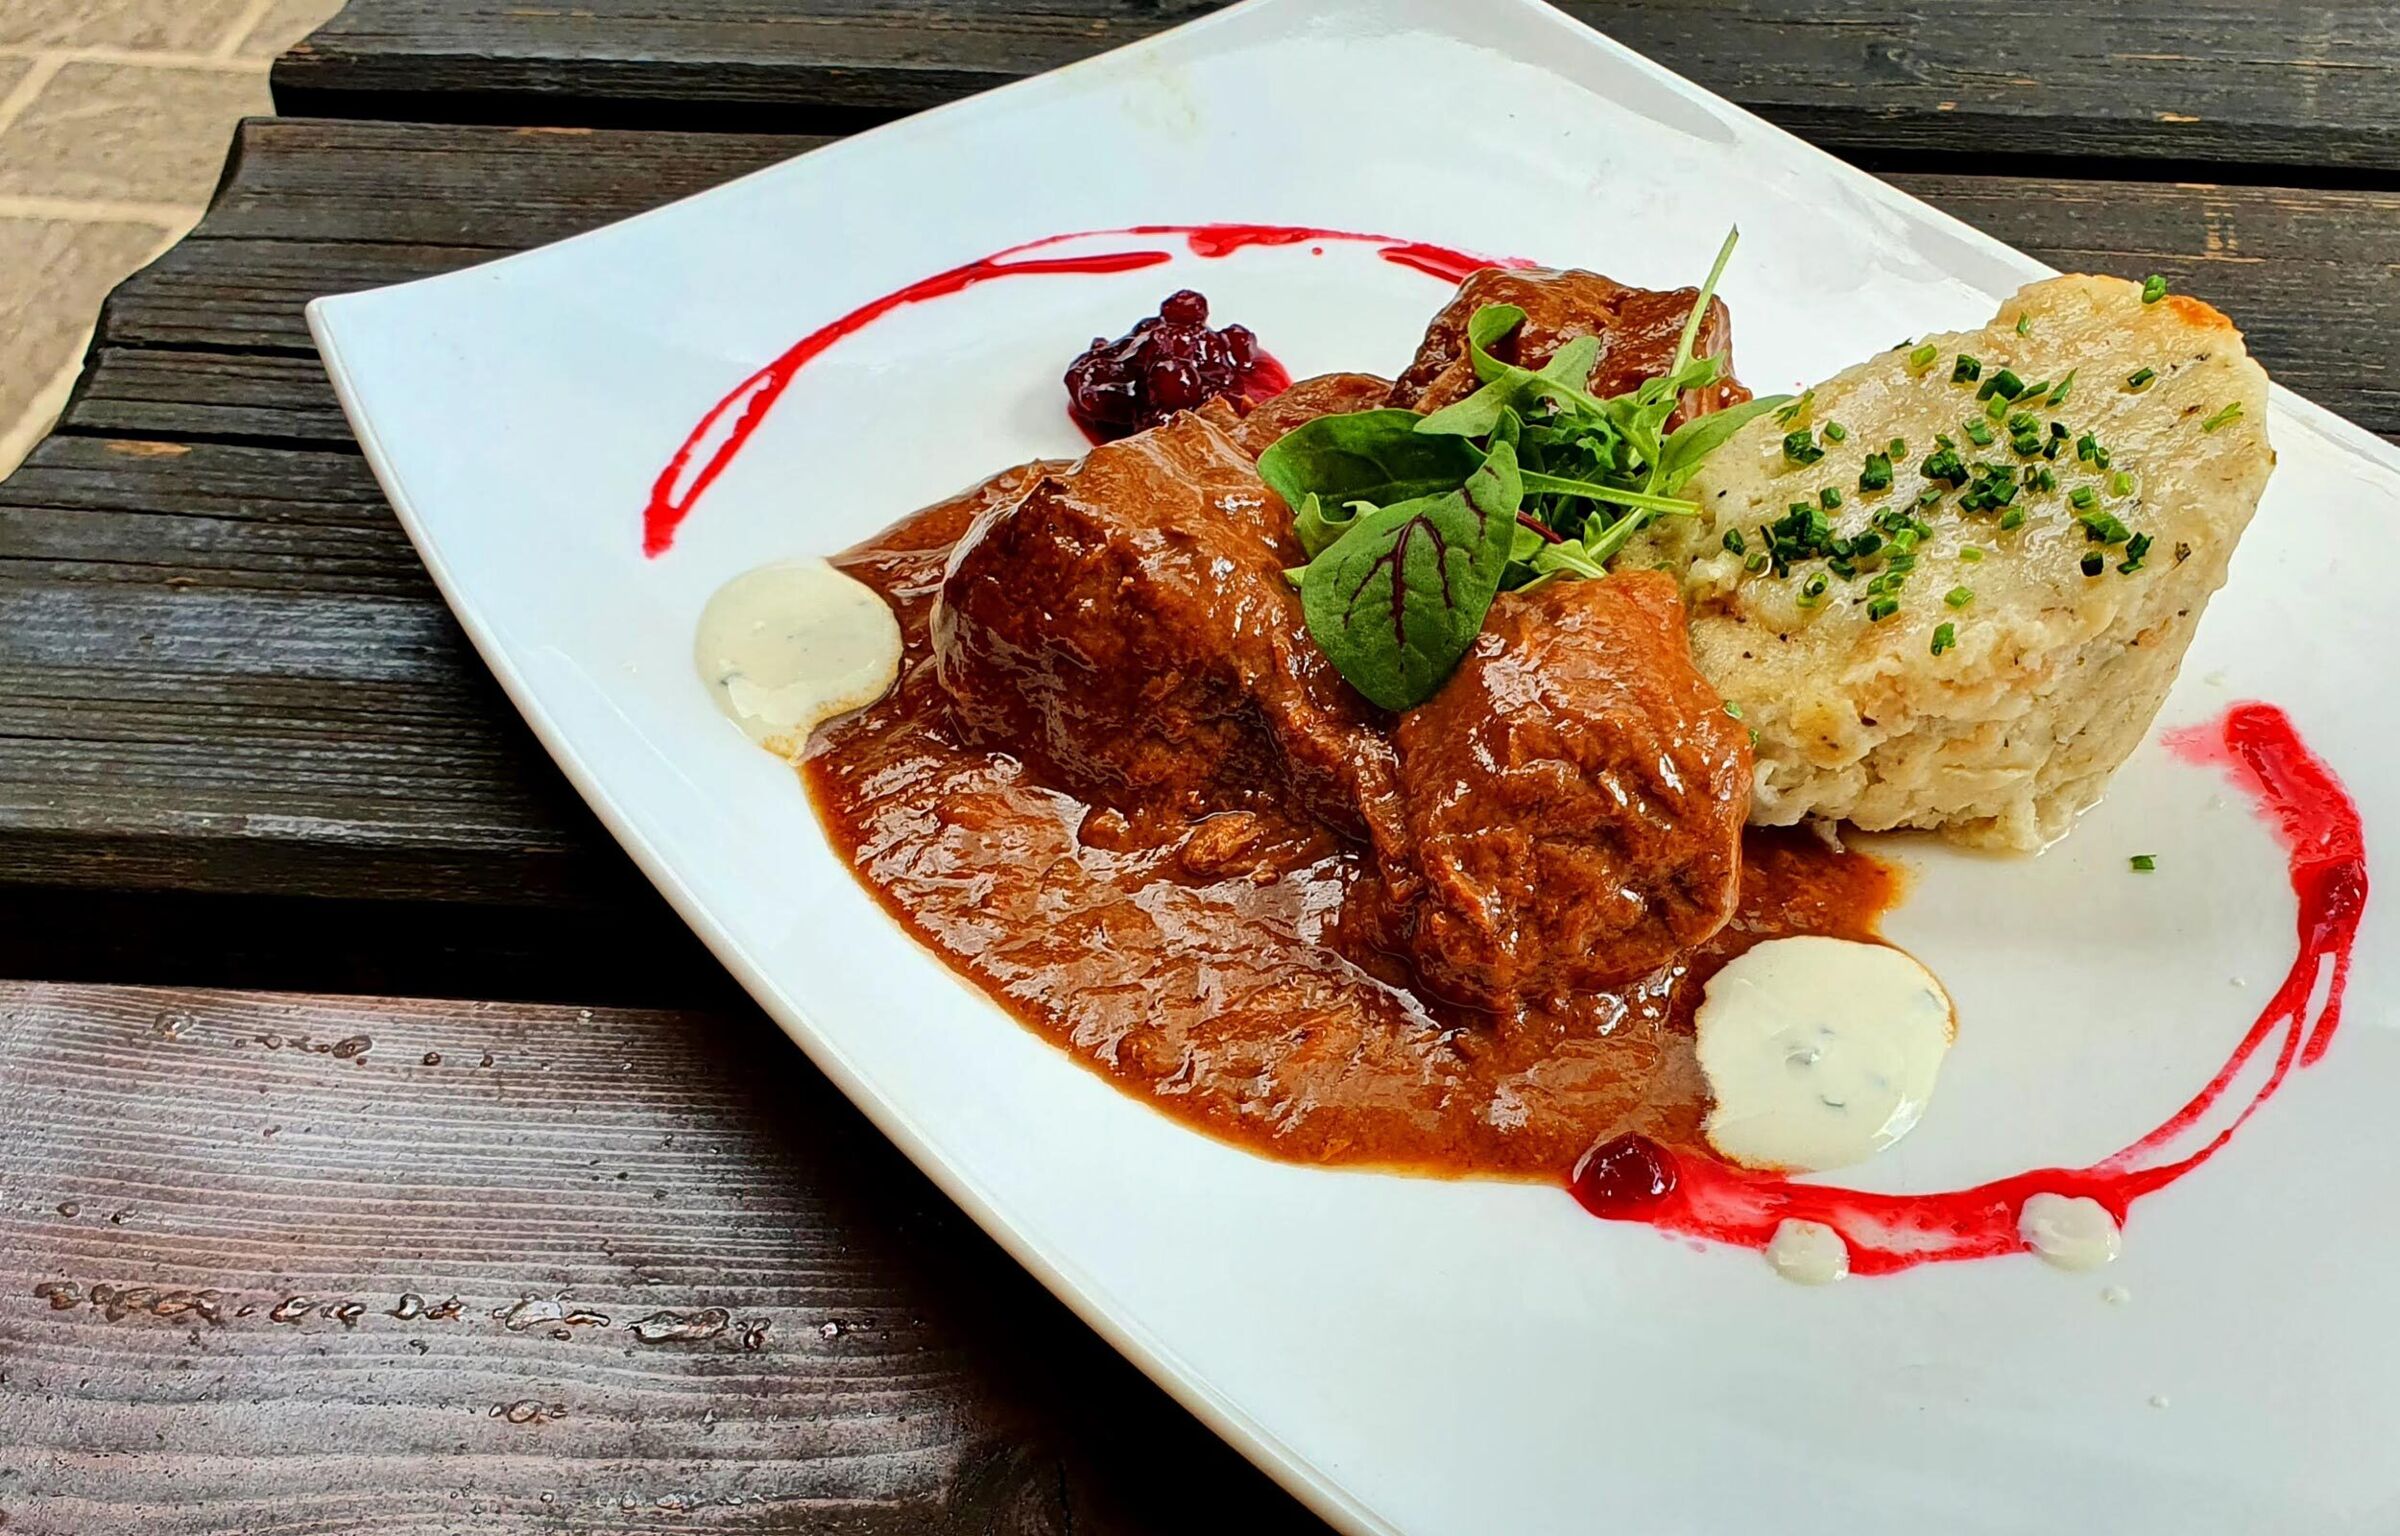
[
  {"x1": 1653, "y1": 392, "x2": 1794, "y2": 492},
  {"x1": 1531, "y1": 537, "x2": 1609, "y2": 580},
  {"x1": 1292, "y1": 492, "x2": 1370, "y2": 560},
  {"x1": 1417, "y1": 327, "x2": 1607, "y2": 439},
  {"x1": 1463, "y1": 303, "x2": 1530, "y2": 384},
  {"x1": 1257, "y1": 409, "x2": 1486, "y2": 519},
  {"x1": 1300, "y1": 440, "x2": 1524, "y2": 711},
  {"x1": 1518, "y1": 471, "x2": 1695, "y2": 514}
]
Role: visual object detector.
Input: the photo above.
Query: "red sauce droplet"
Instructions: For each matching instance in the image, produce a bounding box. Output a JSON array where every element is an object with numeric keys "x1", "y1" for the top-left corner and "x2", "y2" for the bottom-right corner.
[
  {"x1": 1578, "y1": 702, "x2": 2368, "y2": 1276},
  {"x1": 1571, "y1": 1134, "x2": 1680, "y2": 1217},
  {"x1": 638, "y1": 223, "x2": 1526, "y2": 556}
]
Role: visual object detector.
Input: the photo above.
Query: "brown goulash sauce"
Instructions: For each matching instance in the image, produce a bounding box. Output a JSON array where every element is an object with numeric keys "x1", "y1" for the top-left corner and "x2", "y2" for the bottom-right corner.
[{"x1": 804, "y1": 464, "x2": 1902, "y2": 1181}]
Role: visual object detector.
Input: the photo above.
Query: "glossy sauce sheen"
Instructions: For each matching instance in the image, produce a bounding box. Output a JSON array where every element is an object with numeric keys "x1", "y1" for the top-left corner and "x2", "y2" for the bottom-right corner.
[{"x1": 803, "y1": 470, "x2": 1900, "y2": 1179}]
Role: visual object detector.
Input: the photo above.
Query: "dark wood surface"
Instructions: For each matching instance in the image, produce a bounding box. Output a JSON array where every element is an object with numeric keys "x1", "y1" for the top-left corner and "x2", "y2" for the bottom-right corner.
[
  {"x1": 7, "y1": 117, "x2": 2397, "y2": 929},
  {"x1": 271, "y1": 0, "x2": 2400, "y2": 176},
  {"x1": 0, "y1": 982, "x2": 1314, "y2": 1534},
  {"x1": 3, "y1": 4, "x2": 2396, "y2": 1531}
]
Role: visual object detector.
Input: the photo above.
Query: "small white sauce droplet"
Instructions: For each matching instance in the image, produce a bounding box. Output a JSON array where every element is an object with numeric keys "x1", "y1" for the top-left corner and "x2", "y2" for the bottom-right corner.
[
  {"x1": 2019, "y1": 1193, "x2": 2122, "y2": 1270},
  {"x1": 1694, "y1": 936, "x2": 1954, "y2": 1172},
  {"x1": 1765, "y1": 1219, "x2": 1850, "y2": 1286},
  {"x1": 2102, "y1": 1285, "x2": 2132, "y2": 1307},
  {"x1": 695, "y1": 559, "x2": 901, "y2": 758}
]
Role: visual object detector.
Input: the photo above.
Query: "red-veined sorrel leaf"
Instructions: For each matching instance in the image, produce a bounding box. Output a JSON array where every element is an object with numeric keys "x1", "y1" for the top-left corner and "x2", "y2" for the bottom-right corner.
[{"x1": 1300, "y1": 439, "x2": 1522, "y2": 710}]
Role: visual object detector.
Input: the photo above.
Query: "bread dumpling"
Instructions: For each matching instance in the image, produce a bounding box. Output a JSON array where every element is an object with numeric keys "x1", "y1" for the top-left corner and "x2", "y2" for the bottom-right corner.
[{"x1": 1619, "y1": 274, "x2": 2272, "y2": 849}]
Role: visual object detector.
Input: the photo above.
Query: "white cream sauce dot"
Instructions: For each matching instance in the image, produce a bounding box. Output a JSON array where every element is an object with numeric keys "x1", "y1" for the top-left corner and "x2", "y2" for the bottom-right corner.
[
  {"x1": 2019, "y1": 1193, "x2": 2122, "y2": 1270},
  {"x1": 695, "y1": 559, "x2": 901, "y2": 758},
  {"x1": 1694, "y1": 936, "x2": 1954, "y2": 1172},
  {"x1": 1765, "y1": 1219, "x2": 1850, "y2": 1286}
]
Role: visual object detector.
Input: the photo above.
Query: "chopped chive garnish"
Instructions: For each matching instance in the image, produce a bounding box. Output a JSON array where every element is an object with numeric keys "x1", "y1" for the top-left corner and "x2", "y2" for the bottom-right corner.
[
  {"x1": 2080, "y1": 551, "x2": 2105, "y2": 576},
  {"x1": 1820, "y1": 485, "x2": 1844, "y2": 510},
  {"x1": 1959, "y1": 546, "x2": 1985, "y2": 562},
  {"x1": 2126, "y1": 366, "x2": 2156, "y2": 391},
  {"x1": 1977, "y1": 368, "x2": 2026, "y2": 402},
  {"x1": 2201, "y1": 401, "x2": 2244, "y2": 433},
  {"x1": 2028, "y1": 465, "x2": 2057, "y2": 492},
  {"x1": 2047, "y1": 371, "x2": 2076, "y2": 406},
  {"x1": 2130, "y1": 854, "x2": 2157, "y2": 872},
  {"x1": 2108, "y1": 469, "x2": 2135, "y2": 497},
  {"x1": 1952, "y1": 354, "x2": 1982, "y2": 384},
  {"x1": 1889, "y1": 527, "x2": 1920, "y2": 554},
  {"x1": 1722, "y1": 528, "x2": 1747, "y2": 555},
  {"x1": 1921, "y1": 447, "x2": 1969, "y2": 486},
  {"x1": 2016, "y1": 380, "x2": 2050, "y2": 403},
  {"x1": 1744, "y1": 551, "x2": 1769, "y2": 574},
  {"x1": 1907, "y1": 343, "x2": 1939, "y2": 374},
  {"x1": 1930, "y1": 621, "x2": 1956, "y2": 656},
  {"x1": 1867, "y1": 596, "x2": 1900, "y2": 622},
  {"x1": 1999, "y1": 507, "x2": 2027, "y2": 531},
  {"x1": 1823, "y1": 421, "x2": 1848, "y2": 443},
  {"x1": 2011, "y1": 430, "x2": 2044, "y2": 457},
  {"x1": 1985, "y1": 393, "x2": 2011, "y2": 423},
  {"x1": 1888, "y1": 436, "x2": 1907, "y2": 457},
  {"x1": 2141, "y1": 275, "x2": 2169, "y2": 304},
  {"x1": 2121, "y1": 531, "x2": 2153, "y2": 573},
  {"x1": 2070, "y1": 485, "x2": 2097, "y2": 509},
  {"x1": 2015, "y1": 314, "x2": 2032, "y2": 336},
  {"x1": 1944, "y1": 586, "x2": 1974, "y2": 608},
  {"x1": 1966, "y1": 419, "x2": 1996, "y2": 446},
  {"x1": 1801, "y1": 572, "x2": 1830, "y2": 599},
  {"x1": 1783, "y1": 428, "x2": 1825, "y2": 464},
  {"x1": 2081, "y1": 508, "x2": 2134, "y2": 544},
  {"x1": 1859, "y1": 452, "x2": 1894, "y2": 492},
  {"x1": 1774, "y1": 391, "x2": 1815, "y2": 427},
  {"x1": 1724, "y1": 700, "x2": 1744, "y2": 719}
]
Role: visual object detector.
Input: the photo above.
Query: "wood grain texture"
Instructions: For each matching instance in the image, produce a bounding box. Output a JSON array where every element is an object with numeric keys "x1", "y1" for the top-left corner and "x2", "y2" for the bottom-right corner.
[
  {"x1": 0, "y1": 982, "x2": 1326, "y2": 1535},
  {"x1": 11, "y1": 117, "x2": 2399, "y2": 925},
  {"x1": 268, "y1": 0, "x2": 2400, "y2": 175}
]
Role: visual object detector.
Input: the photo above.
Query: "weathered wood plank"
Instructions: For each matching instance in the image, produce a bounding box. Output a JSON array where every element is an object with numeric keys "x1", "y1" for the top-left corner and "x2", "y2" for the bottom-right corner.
[
  {"x1": 270, "y1": 0, "x2": 2400, "y2": 175},
  {"x1": 0, "y1": 982, "x2": 1321, "y2": 1533},
  {"x1": 63, "y1": 121, "x2": 2400, "y2": 451},
  {"x1": 10, "y1": 117, "x2": 2398, "y2": 923},
  {"x1": 0, "y1": 435, "x2": 612, "y2": 905}
]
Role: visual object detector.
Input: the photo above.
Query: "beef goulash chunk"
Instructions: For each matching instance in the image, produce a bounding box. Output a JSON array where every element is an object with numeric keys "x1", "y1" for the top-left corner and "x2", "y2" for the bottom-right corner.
[
  {"x1": 1387, "y1": 572, "x2": 1753, "y2": 1012},
  {"x1": 932, "y1": 404, "x2": 1406, "y2": 852},
  {"x1": 1225, "y1": 371, "x2": 1396, "y2": 459},
  {"x1": 1390, "y1": 266, "x2": 1752, "y2": 419},
  {"x1": 1617, "y1": 274, "x2": 2273, "y2": 850}
]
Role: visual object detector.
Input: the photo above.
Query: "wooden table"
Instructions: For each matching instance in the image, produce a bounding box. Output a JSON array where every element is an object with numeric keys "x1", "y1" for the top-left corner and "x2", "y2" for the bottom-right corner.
[{"x1": 3, "y1": 3, "x2": 2396, "y2": 1530}]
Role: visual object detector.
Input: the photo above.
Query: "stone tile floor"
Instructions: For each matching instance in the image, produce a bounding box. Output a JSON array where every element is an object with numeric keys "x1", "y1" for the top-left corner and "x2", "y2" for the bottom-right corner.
[{"x1": 0, "y1": 0, "x2": 344, "y2": 476}]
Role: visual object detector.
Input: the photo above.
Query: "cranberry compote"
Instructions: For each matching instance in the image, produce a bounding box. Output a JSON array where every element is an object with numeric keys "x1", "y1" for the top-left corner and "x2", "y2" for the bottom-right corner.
[
  {"x1": 1571, "y1": 1134, "x2": 1680, "y2": 1218},
  {"x1": 1064, "y1": 289, "x2": 1280, "y2": 441}
]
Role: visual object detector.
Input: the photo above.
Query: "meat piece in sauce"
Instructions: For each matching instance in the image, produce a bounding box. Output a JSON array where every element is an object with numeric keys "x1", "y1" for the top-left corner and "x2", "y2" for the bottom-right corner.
[
  {"x1": 1390, "y1": 266, "x2": 1750, "y2": 421},
  {"x1": 932, "y1": 405, "x2": 1406, "y2": 852},
  {"x1": 1387, "y1": 571, "x2": 1752, "y2": 1011},
  {"x1": 1224, "y1": 371, "x2": 1396, "y2": 459}
]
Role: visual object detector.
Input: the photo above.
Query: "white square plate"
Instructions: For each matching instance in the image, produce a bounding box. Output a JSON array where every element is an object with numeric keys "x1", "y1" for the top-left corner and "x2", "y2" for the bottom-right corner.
[{"x1": 309, "y1": 1, "x2": 2400, "y2": 1530}]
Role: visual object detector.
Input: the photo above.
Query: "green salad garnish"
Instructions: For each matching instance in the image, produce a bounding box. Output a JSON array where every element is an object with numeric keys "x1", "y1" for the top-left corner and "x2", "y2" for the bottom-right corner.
[{"x1": 1259, "y1": 227, "x2": 1789, "y2": 709}]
